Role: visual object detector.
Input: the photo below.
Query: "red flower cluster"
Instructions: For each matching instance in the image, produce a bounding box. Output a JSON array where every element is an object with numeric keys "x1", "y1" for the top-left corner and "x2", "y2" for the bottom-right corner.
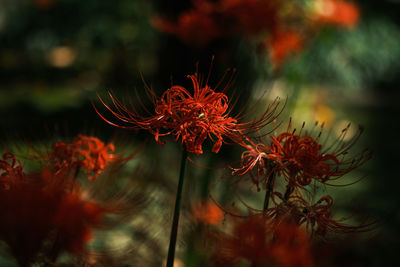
[
  {"x1": 210, "y1": 215, "x2": 314, "y2": 267},
  {"x1": 229, "y1": 121, "x2": 372, "y2": 239},
  {"x1": 96, "y1": 70, "x2": 281, "y2": 154},
  {"x1": 50, "y1": 134, "x2": 115, "y2": 180},
  {"x1": 0, "y1": 153, "x2": 107, "y2": 266},
  {"x1": 233, "y1": 123, "x2": 370, "y2": 189}
]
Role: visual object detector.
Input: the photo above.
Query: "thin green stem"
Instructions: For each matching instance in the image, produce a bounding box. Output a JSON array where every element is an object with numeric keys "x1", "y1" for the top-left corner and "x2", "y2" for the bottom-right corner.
[{"x1": 166, "y1": 149, "x2": 188, "y2": 267}]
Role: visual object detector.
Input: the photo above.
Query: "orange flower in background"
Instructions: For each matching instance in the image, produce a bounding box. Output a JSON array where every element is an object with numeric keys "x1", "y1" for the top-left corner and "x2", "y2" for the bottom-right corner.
[
  {"x1": 50, "y1": 135, "x2": 115, "y2": 180},
  {"x1": 314, "y1": 0, "x2": 360, "y2": 28},
  {"x1": 218, "y1": 0, "x2": 278, "y2": 35},
  {"x1": 210, "y1": 215, "x2": 314, "y2": 266},
  {"x1": 96, "y1": 69, "x2": 281, "y2": 154},
  {"x1": 193, "y1": 200, "x2": 224, "y2": 225},
  {"x1": 268, "y1": 30, "x2": 303, "y2": 67},
  {"x1": 152, "y1": 11, "x2": 222, "y2": 46},
  {"x1": 33, "y1": 0, "x2": 55, "y2": 9},
  {"x1": 268, "y1": 221, "x2": 314, "y2": 267}
]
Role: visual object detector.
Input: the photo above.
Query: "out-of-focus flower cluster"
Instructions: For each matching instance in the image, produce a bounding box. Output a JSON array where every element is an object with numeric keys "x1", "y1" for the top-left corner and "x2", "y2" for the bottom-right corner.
[
  {"x1": 153, "y1": 0, "x2": 360, "y2": 67},
  {"x1": 210, "y1": 215, "x2": 314, "y2": 267},
  {"x1": 50, "y1": 134, "x2": 116, "y2": 180},
  {"x1": 0, "y1": 135, "x2": 142, "y2": 266}
]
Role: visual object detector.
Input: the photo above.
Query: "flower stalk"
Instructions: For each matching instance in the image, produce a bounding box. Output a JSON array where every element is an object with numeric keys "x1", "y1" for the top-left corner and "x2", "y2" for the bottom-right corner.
[
  {"x1": 263, "y1": 171, "x2": 275, "y2": 212},
  {"x1": 167, "y1": 148, "x2": 188, "y2": 267}
]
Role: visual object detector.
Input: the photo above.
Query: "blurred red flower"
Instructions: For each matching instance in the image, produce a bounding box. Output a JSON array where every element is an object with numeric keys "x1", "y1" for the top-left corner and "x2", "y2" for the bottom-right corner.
[
  {"x1": 218, "y1": 0, "x2": 278, "y2": 35},
  {"x1": 193, "y1": 200, "x2": 224, "y2": 225},
  {"x1": 268, "y1": 30, "x2": 303, "y2": 67},
  {"x1": 152, "y1": 0, "x2": 279, "y2": 46},
  {"x1": 272, "y1": 194, "x2": 375, "y2": 237},
  {"x1": 0, "y1": 157, "x2": 107, "y2": 265},
  {"x1": 32, "y1": 0, "x2": 55, "y2": 10},
  {"x1": 152, "y1": 11, "x2": 221, "y2": 46},
  {"x1": 50, "y1": 135, "x2": 115, "y2": 180},
  {"x1": 210, "y1": 215, "x2": 314, "y2": 266}
]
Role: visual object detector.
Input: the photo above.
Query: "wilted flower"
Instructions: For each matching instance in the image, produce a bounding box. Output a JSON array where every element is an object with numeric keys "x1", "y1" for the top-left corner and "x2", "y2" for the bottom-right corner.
[
  {"x1": 272, "y1": 194, "x2": 375, "y2": 238},
  {"x1": 96, "y1": 69, "x2": 281, "y2": 154},
  {"x1": 50, "y1": 134, "x2": 116, "y2": 180},
  {"x1": 152, "y1": 0, "x2": 279, "y2": 46}
]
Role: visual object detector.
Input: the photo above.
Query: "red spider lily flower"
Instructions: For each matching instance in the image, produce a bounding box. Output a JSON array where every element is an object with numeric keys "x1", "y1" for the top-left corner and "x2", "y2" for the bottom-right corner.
[
  {"x1": 231, "y1": 141, "x2": 270, "y2": 190},
  {"x1": 314, "y1": 0, "x2": 360, "y2": 29},
  {"x1": 152, "y1": 0, "x2": 279, "y2": 46},
  {"x1": 193, "y1": 200, "x2": 224, "y2": 225},
  {"x1": 152, "y1": 10, "x2": 222, "y2": 47},
  {"x1": 0, "y1": 157, "x2": 108, "y2": 266},
  {"x1": 275, "y1": 195, "x2": 375, "y2": 238},
  {"x1": 96, "y1": 69, "x2": 281, "y2": 155},
  {"x1": 268, "y1": 30, "x2": 303, "y2": 67},
  {"x1": 269, "y1": 132, "x2": 342, "y2": 187},
  {"x1": 233, "y1": 123, "x2": 370, "y2": 188},
  {"x1": 210, "y1": 215, "x2": 314, "y2": 266},
  {"x1": 50, "y1": 134, "x2": 116, "y2": 180}
]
